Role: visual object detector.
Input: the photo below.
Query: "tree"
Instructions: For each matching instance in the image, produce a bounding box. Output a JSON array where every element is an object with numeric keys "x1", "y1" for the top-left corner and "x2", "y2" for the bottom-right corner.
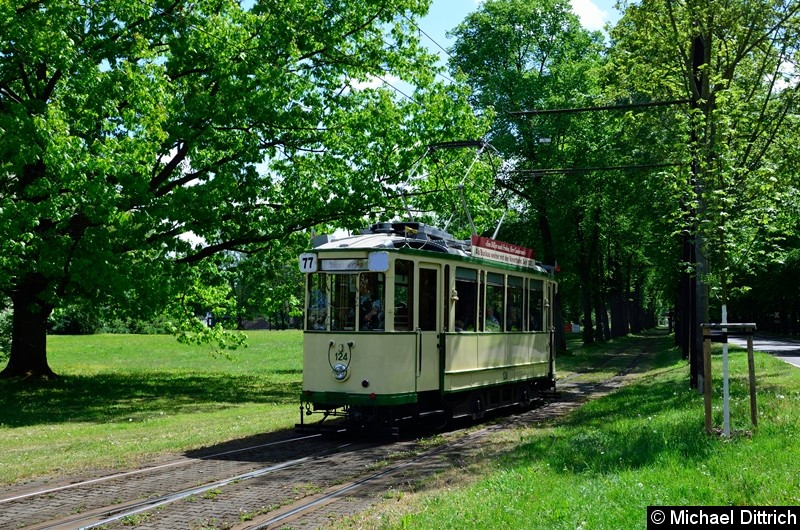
[
  {"x1": 0, "y1": 0, "x2": 486, "y2": 378},
  {"x1": 223, "y1": 232, "x2": 308, "y2": 328},
  {"x1": 612, "y1": 0, "x2": 800, "y2": 380},
  {"x1": 449, "y1": 0, "x2": 651, "y2": 346}
]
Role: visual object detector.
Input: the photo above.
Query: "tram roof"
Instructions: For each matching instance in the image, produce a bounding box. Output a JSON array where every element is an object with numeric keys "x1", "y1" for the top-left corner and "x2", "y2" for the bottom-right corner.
[{"x1": 311, "y1": 222, "x2": 552, "y2": 275}]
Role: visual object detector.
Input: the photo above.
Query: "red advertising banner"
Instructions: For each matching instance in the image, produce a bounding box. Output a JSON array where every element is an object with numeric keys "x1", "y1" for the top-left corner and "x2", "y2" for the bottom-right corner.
[{"x1": 471, "y1": 236, "x2": 536, "y2": 268}]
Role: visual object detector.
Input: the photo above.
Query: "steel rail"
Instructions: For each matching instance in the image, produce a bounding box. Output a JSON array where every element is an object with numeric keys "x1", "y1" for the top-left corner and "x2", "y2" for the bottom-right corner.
[
  {"x1": 0, "y1": 433, "x2": 322, "y2": 505},
  {"x1": 31, "y1": 441, "x2": 356, "y2": 530}
]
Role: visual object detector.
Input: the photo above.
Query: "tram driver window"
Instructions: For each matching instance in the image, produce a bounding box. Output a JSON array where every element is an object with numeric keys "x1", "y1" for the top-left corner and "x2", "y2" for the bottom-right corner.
[
  {"x1": 419, "y1": 268, "x2": 438, "y2": 331},
  {"x1": 330, "y1": 274, "x2": 357, "y2": 331},
  {"x1": 307, "y1": 273, "x2": 328, "y2": 331},
  {"x1": 455, "y1": 267, "x2": 477, "y2": 332},
  {"x1": 359, "y1": 272, "x2": 385, "y2": 331}
]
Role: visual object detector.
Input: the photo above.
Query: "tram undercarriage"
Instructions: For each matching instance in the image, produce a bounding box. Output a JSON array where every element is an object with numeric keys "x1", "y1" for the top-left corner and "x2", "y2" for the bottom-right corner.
[{"x1": 297, "y1": 376, "x2": 555, "y2": 434}]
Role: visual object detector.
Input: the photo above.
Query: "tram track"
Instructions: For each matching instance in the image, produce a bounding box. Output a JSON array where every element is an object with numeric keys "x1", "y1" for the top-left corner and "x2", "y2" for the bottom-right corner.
[
  {"x1": 25, "y1": 441, "x2": 361, "y2": 530},
  {"x1": 3, "y1": 335, "x2": 657, "y2": 530},
  {"x1": 0, "y1": 433, "x2": 359, "y2": 530},
  {"x1": 0, "y1": 434, "x2": 324, "y2": 507},
  {"x1": 235, "y1": 347, "x2": 652, "y2": 530}
]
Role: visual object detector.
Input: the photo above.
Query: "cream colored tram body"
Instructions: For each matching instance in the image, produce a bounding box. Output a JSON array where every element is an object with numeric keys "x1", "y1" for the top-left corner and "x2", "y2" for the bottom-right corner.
[{"x1": 298, "y1": 222, "x2": 557, "y2": 428}]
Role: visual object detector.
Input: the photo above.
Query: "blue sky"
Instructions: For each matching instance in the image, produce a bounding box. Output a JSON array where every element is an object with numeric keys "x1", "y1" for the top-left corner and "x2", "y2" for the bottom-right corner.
[{"x1": 416, "y1": 0, "x2": 623, "y2": 58}]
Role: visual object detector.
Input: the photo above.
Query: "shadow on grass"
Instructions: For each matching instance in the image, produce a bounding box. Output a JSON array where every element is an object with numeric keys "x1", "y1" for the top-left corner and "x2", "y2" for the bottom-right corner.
[
  {"x1": 558, "y1": 328, "x2": 680, "y2": 374},
  {"x1": 488, "y1": 331, "x2": 716, "y2": 477},
  {"x1": 498, "y1": 372, "x2": 717, "y2": 478},
  {"x1": 0, "y1": 372, "x2": 301, "y2": 428}
]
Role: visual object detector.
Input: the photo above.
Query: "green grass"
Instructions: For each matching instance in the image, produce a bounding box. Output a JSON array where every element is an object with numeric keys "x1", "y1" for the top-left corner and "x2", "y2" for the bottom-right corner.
[
  {"x1": 0, "y1": 330, "x2": 303, "y2": 485},
  {"x1": 349, "y1": 333, "x2": 800, "y2": 529},
  {"x1": 4, "y1": 327, "x2": 800, "y2": 530}
]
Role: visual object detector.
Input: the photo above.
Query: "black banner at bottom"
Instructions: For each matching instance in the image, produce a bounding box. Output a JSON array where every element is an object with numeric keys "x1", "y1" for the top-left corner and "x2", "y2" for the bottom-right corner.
[{"x1": 647, "y1": 506, "x2": 799, "y2": 529}]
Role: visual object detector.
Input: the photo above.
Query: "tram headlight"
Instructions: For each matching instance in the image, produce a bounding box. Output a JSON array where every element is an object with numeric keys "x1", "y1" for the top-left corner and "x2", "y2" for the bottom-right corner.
[{"x1": 332, "y1": 363, "x2": 349, "y2": 381}]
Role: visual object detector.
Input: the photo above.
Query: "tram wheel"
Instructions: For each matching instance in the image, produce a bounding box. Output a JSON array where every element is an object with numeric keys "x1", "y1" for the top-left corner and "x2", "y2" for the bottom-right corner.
[
  {"x1": 518, "y1": 386, "x2": 531, "y2": 408},
  {"x1": 471, "y1": 396, "x2": 485, "y2": 420}
]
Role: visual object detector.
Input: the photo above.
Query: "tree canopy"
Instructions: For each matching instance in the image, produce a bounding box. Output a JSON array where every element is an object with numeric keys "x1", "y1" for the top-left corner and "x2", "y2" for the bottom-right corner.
[
  {"x1": 448, "y1": 0, "x2": 800, "y2": 348},
  {"x1": 3, "y1": 0, "x2": 800, "y2": 380},
  {"x1": 0, "y1": 0, "x2": 486, "y2": 377}
]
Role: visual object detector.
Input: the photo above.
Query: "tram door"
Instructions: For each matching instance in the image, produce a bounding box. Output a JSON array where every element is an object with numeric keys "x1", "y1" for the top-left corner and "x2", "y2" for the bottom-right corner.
[{"x1": 416, "y1": 264, "x2": 440, "y2": 391}]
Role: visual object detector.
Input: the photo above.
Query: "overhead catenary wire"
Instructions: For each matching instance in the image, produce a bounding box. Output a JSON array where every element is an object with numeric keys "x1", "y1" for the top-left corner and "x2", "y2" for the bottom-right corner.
[
  {"x1": 507, "y1": 162, "x2": 686, "y2": 177},
  {"x1": 397, "y1": 139, "x2": 507, "y2": 236},
  {"x1": 400, "y1": 12, "x2": 454, "y2": 59},
  {"x1": 509, "y1": 99, "x2": 691, "y2": 116},
  {"x1": 397, "y1": 11, "x2": 457, "y2": 85},
  {"x1": 505, "y1": 100, "x2": 691, "y2": 182},
  {"x1": 374, "y1": 73, "x2": 415, "y2": 102}
]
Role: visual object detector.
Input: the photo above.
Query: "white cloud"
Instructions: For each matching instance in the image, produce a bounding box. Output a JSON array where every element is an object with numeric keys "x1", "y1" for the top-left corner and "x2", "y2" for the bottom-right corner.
[
  {"x1": 471, "y1": 0, "x2": 610, "y2": 32},
  {"x1": 570, "y1": 0, "x2": 608, "y2": 31},
  {"x1": 767, "y1": 60, "x2": 799, "y2": 92}
]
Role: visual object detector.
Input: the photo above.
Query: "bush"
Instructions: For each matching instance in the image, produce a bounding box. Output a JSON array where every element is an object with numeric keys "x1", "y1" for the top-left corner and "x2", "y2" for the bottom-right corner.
[
  {"x1": 99, "y1": 314, "x2": 172, "y2": 334},
  {"x1": 48, "y1": 305, "x2": 172, "y2": 335},
  {"x1": 48, "y1": 305, "x2": 103, "y2": 335}
]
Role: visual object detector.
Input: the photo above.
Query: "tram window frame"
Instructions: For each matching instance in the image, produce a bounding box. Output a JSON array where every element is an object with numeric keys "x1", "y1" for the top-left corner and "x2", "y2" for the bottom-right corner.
[
  {"x1": 444, "y1": 265, "x2": 450, "y2": 332},
  {"x1": 507, "y1": 275, "x2": 524, "y2": 331},
  {"x1": 529, "y1": 279, "x2": 544, "y2": 332},
  {"x1": 358, "y1": 272, "x2": 385, "y2": 332},
  {"x1": 394, "y1": 260, "x2": 414, "y2": 331},
  {"x1": 454, "y1": 267, "x2": 478, "y2": 332},
  {"x1": 307, "y1": 273, "x2": 328, "y2": 331},
  {"x1": 478, "y1": 271, "x2": 486, "y2": 331},
  {"x1": 485, "y1": 272, "x2": 504, "y2": 331}
]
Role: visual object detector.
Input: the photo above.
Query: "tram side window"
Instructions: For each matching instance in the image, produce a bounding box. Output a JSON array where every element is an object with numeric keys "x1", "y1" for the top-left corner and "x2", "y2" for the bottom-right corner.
[
  {"x1": 307, "y1": 273, "x2": 328, "y2": 330},
  {"x1": 507, "y1": 276, "x2": 524, "y2": 331},
  {"x1": 419, "y1": 268, "x2": 438, "y2": 331},
  {"x1": 455, "y1": 267, "x2": 477, "y2": 331},
  {"x1": 394, "y1": 260, "x2": 413, "y2": 331},
  {"x1": 485, "y1": 273, "x2": 504, "y2": 331},
  {"x1": 359, "y1": 272, "x2": 385, "y2": 331},
  {"x1": 330, "y1": 274, "x2": 357, "y2": 331},
  {"x1": 529, "y1": 280, "x2": 544, "y2": 331}
]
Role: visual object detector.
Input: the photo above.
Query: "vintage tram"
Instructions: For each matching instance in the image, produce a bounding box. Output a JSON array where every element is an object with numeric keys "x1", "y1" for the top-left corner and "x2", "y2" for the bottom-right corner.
[{"x1": 297, "y1": 221, "x2": 557, "y2": 430}]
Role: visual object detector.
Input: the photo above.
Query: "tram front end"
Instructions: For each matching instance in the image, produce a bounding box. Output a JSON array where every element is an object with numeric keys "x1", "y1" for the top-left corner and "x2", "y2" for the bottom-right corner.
[{"x1": 297, "y1": 244, "x2": 424, "y2": 430}]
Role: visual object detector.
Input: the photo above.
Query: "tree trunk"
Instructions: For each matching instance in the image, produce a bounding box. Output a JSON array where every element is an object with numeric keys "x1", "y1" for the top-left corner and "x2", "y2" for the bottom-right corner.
[
  {"x1": 609, "y1": 290, "x2": 623, "y2": 337},
  {"x1": 581, "y1": 283, "x2": 593, "y2": 346},
  {"x1": 537, "y1": 205, "x2": 567, "y2": 352},
  {"x1": 576, "y1": 226, "x2": 594, "y2": 346},
  {"x1": 594, "y1": 252, "x2": 610, "y2": 341},
  {"x1": 552, "y1": 292, "x2": 567, "y2": 352},
  {"x1": 0, "y1": 277, "x2": 56, "y2": 379},
  {"x1": 577, "y1": 242, "x2": 593, "y2": 345},
  {"x1": 629, "y1": 278, "x2": 643, "y2": 333}
]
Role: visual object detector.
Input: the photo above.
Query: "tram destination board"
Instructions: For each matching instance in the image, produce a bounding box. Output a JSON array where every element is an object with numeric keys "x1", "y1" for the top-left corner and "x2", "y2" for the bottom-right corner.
[{"x1": 471, "y1": 235, "x2": 536, "y2": 269}]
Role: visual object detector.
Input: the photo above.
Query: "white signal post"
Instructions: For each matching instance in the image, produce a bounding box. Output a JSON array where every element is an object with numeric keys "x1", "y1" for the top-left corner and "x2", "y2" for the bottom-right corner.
[{"x1": 722, "y1": 304, "x2": 730, "y2": 438}]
